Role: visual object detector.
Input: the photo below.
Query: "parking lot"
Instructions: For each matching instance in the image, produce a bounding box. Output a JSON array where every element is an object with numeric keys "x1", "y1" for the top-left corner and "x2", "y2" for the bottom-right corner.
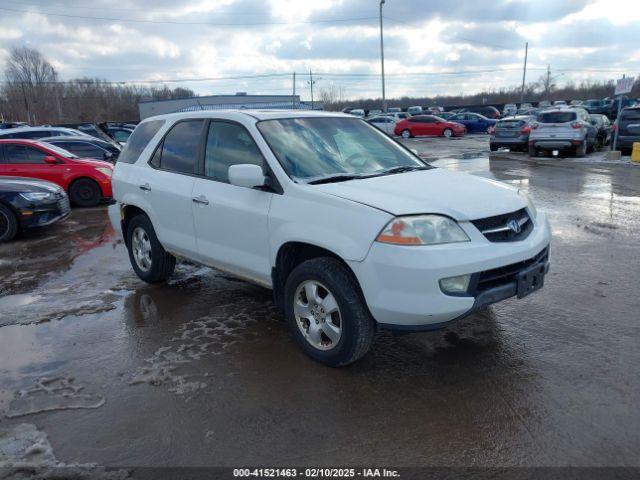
[{"x1": 1, "y1": 135, "x2": 639, "y2": 476}]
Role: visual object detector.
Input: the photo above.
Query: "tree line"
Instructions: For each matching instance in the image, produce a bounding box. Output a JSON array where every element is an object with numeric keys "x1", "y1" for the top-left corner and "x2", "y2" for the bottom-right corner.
[
  {"x1": 2, "y1": 46, "x2": 638, "y2": 123},
  {"x1": 0, "y1": 46, "x2": 194, "y2": 124},
  {"x1": 322, "y1": 73, "x2": 640, "y2": 112}
]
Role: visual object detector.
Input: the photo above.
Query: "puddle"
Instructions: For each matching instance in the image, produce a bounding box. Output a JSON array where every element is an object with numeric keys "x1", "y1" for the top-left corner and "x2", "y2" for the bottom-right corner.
[
  {"x1": 0, "y1": 294, "x2": 40, "y2": 309},
  {"x1": 129, "y1": 299, "x2": 277, "y2": 395},
  {"x1": 0, "y1": 423, "x2": 131, "y2": 478},
  {"x1": 6, "y1": 377, "x2": 105, "y2": 419}
]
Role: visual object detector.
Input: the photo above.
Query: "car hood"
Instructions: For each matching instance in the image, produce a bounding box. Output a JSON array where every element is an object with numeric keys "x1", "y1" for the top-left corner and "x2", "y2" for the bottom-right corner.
[
  {"x1": 74, "y1": 158, "x2": 113, "y2": 169},
  {"x1": 312, "y1": 169, "x2": 525, "y2": 220},
  {"x1": 0, "y1": 176, "x2": 64, "y2": 194}
]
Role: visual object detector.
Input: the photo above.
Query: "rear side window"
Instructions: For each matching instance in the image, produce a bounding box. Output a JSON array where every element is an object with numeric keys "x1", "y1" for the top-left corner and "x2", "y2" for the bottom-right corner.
[
  {"x1": 153, "y1": 120, "x2": 204, "y2": 175},
  {"x1": 5, "y1": 145, "x2": 48, "y2": 164},
  {"x1": 118, "y1": 120, "x2": 165, "y2": 164},
  {"x1": 538, "y1": 111, "x2": 577, "y2": 123}
]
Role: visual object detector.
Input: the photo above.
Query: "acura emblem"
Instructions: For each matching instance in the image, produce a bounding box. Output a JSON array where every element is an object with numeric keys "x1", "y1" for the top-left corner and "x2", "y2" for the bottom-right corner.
[{"x1": 507, "y1": 219, "x2": 521, "y2": 234}]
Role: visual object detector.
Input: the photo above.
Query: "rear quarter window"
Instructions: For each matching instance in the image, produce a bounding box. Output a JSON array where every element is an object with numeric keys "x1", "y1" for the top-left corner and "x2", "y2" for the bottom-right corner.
[{"x1": 118, "y1": 120, "x2": 166, "y2": 164}]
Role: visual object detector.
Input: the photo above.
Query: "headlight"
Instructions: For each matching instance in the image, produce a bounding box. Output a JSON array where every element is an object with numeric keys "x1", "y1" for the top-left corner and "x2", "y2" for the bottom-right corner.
[
  {"x1": 96, "y1": 167, "x2": 113, "y2": 177},
  {"x1": 19, "y1": 192, "x2": 54, "y2": 202},
  {"x1": 518, "y1": 190, "x2": 537, "y2": 218},
  {"x1": 376, "y1": 215, "x2": 470, "y2": 246}
]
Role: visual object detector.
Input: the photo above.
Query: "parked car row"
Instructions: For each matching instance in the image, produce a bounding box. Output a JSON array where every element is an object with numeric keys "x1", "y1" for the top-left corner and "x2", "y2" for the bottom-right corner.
[{"x1": 488, "y1": 105, "x2": 640, "y2": 158}]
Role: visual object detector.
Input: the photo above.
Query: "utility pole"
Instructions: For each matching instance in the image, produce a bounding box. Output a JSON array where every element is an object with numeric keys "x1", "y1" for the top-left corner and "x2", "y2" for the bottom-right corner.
[
  {"x1": 520, "y1": 42, "x2": 528, "y2": 104},
  {"x1": 292, "y1": 72, "x2": 296, "y2": 109},
  {"x1": 613, "y1": 74, "x2": 625, "y2": 151},
  {"x1": 308, "y1": 70, "x2": 316, "y2": 110},
  {"x1": 546, "y1": 64, "x2": 551, "y2": 102},
  {"x1": 379, "y1": 0, "x2": 387, "y2": 112}
]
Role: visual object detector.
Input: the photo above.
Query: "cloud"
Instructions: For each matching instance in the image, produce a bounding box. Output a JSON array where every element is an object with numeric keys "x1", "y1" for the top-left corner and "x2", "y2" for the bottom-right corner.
[{"x1": 0, "y1": 0, "x2": 638, "y2": 100}]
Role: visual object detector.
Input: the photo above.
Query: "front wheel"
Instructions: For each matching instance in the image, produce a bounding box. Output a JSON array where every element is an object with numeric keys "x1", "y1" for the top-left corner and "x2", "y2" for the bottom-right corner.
[
  {"x1": 126, "y1": 214, "x2": 176, "y2": 283},
  {"x1": 284, "y1": 257, "x2": 375, "y2": 367},
  {"x1": 69, "y1": 178, "x2": 102, "y2": 207},
  {"x1": 443, "y1": 128, "x2": 453, "y2": 138},
  {"x1": 401, "y1": 129, "x2": 412, "y2": 139},
  {"x1": 0, "y1": 204, "x2": 18, "y2": 243}
]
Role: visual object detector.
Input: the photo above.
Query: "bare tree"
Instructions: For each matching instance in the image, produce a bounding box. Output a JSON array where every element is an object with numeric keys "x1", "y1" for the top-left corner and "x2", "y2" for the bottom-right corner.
[
  {"x1": 318, "y1": 83, "x2": 345, "y2": 105},
  {"x1": 4, "y1": 46, "x2": 58, "y2": 123}
]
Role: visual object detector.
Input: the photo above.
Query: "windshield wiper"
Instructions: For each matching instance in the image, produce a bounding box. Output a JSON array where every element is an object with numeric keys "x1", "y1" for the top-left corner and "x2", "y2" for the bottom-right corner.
[
  {"x1": 373, "y1": 165, "x2": 430, "y2": 176},
  {"x1": 306, "y1": 173, "x2": 368, "y2": 185}
]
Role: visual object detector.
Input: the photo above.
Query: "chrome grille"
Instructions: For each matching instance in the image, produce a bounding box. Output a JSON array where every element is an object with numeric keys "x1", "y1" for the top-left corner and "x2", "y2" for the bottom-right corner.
[{"x1": 471, "y1": 208, "x2": 532, "y2": 242}]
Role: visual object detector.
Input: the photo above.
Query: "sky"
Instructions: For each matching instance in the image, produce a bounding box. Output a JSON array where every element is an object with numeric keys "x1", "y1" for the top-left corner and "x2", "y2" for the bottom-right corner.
[{"x1": 0, "y1": 0, "x2": 639, "y2": 101}]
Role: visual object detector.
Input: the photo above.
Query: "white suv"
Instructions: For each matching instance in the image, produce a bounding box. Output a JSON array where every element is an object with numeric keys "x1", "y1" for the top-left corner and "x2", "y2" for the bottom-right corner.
[{"x1": 110, "y1": 110, "x2": 551, "y2": 366}]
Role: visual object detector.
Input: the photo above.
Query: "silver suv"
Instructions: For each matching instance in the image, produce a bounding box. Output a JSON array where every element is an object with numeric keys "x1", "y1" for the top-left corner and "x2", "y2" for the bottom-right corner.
[{"x1": 528, "y1": 108, "x2": 597, "y2": 157}]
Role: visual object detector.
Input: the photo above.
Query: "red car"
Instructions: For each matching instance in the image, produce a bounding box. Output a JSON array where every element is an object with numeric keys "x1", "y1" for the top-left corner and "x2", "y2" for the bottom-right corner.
[
  {"x1": 0, "y1": 139, "x2": 113, "y2": 207},
  {"x1": 394, "y1": 115, "x2": 466, "y2": 139}
]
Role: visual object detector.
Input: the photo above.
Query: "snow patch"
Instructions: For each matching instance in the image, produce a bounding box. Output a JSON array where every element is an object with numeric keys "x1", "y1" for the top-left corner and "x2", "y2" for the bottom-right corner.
[{"x1": 6, "y1": 377, "x2": 105, "y2": 419}]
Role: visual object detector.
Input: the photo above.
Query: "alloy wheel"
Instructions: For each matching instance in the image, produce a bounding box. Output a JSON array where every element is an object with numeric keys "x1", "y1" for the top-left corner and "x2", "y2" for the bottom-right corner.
[
  {"x1": 293, "y1": 280, "x2": 342, "y2": 351},
  {"x1": 132, "y1": 227, "x2": 152, "y2": 272}
]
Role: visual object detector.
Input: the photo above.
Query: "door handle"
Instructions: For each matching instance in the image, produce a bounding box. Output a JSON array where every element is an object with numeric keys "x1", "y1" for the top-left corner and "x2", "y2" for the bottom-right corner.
[
  {"x1": 192, "y1": 195, "x2": 209, "y2": 205},
  {"x1": 139, "y1": 183, "x2": 151, "y2": 191}
]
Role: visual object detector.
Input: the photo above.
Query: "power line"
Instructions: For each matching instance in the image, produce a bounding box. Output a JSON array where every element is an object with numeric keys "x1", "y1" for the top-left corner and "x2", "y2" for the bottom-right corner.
[{"x1": 0, "y1": 6, "x2": 378, "y2": 26}]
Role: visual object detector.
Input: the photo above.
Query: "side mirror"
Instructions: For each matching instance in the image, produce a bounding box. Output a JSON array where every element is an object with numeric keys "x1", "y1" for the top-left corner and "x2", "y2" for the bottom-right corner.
[
  {"x1": 228, "y1": 164, "x2": 267, "y2": 189},
  {"x1": 44, "y1": 155, "x2": 58, "y2": 164},
  {"x1": 104, "y1": 151, "x2": 114, "y2": 161}
]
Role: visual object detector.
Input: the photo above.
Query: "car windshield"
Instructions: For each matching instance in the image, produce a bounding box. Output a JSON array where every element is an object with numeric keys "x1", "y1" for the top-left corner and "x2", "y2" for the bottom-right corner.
[
  {"x1": 537, "y1": 111, "x2": 577, "y2": 123},
  {"x1": 37, "y1": 142, "x2": 77, "y2": 158},
  {"x1": 257, "y1": 117, "x2": 428, "y2": 182}
]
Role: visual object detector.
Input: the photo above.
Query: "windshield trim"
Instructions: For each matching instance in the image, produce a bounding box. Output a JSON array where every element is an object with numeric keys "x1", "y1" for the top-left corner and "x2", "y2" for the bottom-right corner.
[{"x1": 255, "y1": 116, "x2": 431, "y2": 184}]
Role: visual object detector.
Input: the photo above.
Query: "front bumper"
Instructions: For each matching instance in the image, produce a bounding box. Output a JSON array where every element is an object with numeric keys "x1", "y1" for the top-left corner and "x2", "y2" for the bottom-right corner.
[
  {"x1": 19, "y1": 196, "x2": 71, "y2": 229},
  {"x1": 347, "y1": 212, "x2": 551, "y2": 329}
]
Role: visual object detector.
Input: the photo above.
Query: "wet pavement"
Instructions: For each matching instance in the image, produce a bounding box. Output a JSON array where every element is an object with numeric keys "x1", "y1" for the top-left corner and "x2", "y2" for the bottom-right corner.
[{"x1": 1, "y1": 137, "x2": 639, "y2": 473}]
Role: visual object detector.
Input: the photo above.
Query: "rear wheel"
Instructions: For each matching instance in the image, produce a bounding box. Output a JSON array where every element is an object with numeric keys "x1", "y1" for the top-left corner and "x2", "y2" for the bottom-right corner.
[
  {"x1": 126, "y1": 214, "x2": 176, "y2": 283},
  {"x1": 443, "y1": 128, "x2": 453, "y2": 138},
  {"x1": 401, "y1": 129, "x2": 412, "y2": 139},
  {"x1": 69, "y1": 178, "x2": 102, "y2": 207},
  {"x1": 0, "y1": 204, "x2": 18, "y2": 243},
  {"x1": 284, "y1": 257, "x2": 375, "y2": 367},
  {"x1": 575, "y1": 139, "x2": 587, "y2": 158}
]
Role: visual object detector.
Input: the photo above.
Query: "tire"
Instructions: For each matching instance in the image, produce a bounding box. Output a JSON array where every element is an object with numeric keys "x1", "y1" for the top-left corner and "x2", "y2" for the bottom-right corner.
[
  {"x1": 575, "y1": 139, "x2": 587, "y2": 158},
  {"x1": 401, "y1": 129, "x2": 412, "y2": 139},
  {"x1": 126, "y1": 214, "x2": 176, "y2": 283},
  {"x1": 0, "y1": 204, "x2": 18, "y2": 243},
  {"x1": 443, "y1": 128, "x2": 453, "y2": 138},
  {"x1": 284, "y1": 257, "x2": 375, "y2": 367},
  {"x1": 69, "y1": 178, "x2": 102, "y2": 207},
  {"x1": 490, "y1": 144, "x2": 498, "y2": 151}
]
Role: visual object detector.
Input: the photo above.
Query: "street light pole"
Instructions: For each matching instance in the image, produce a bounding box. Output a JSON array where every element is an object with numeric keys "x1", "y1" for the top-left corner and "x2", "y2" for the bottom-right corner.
[
  {"x1": 379, "y1": 0, "x2": 387, "y2": 112},
  {"x1": 520, "y1": 42, "x2": 528, "y2": 104}
]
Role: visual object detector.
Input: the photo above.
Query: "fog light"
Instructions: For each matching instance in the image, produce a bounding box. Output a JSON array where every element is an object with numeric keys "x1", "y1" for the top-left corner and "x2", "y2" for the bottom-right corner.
[{"x1": 439, "y1": 274, "x2": 471, "y2": 294}]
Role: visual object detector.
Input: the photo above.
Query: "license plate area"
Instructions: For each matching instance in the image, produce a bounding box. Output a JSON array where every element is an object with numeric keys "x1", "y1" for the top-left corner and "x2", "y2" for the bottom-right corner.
[{"x1": 517, "y1": 262, "x2": 547, "y2": 298}]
